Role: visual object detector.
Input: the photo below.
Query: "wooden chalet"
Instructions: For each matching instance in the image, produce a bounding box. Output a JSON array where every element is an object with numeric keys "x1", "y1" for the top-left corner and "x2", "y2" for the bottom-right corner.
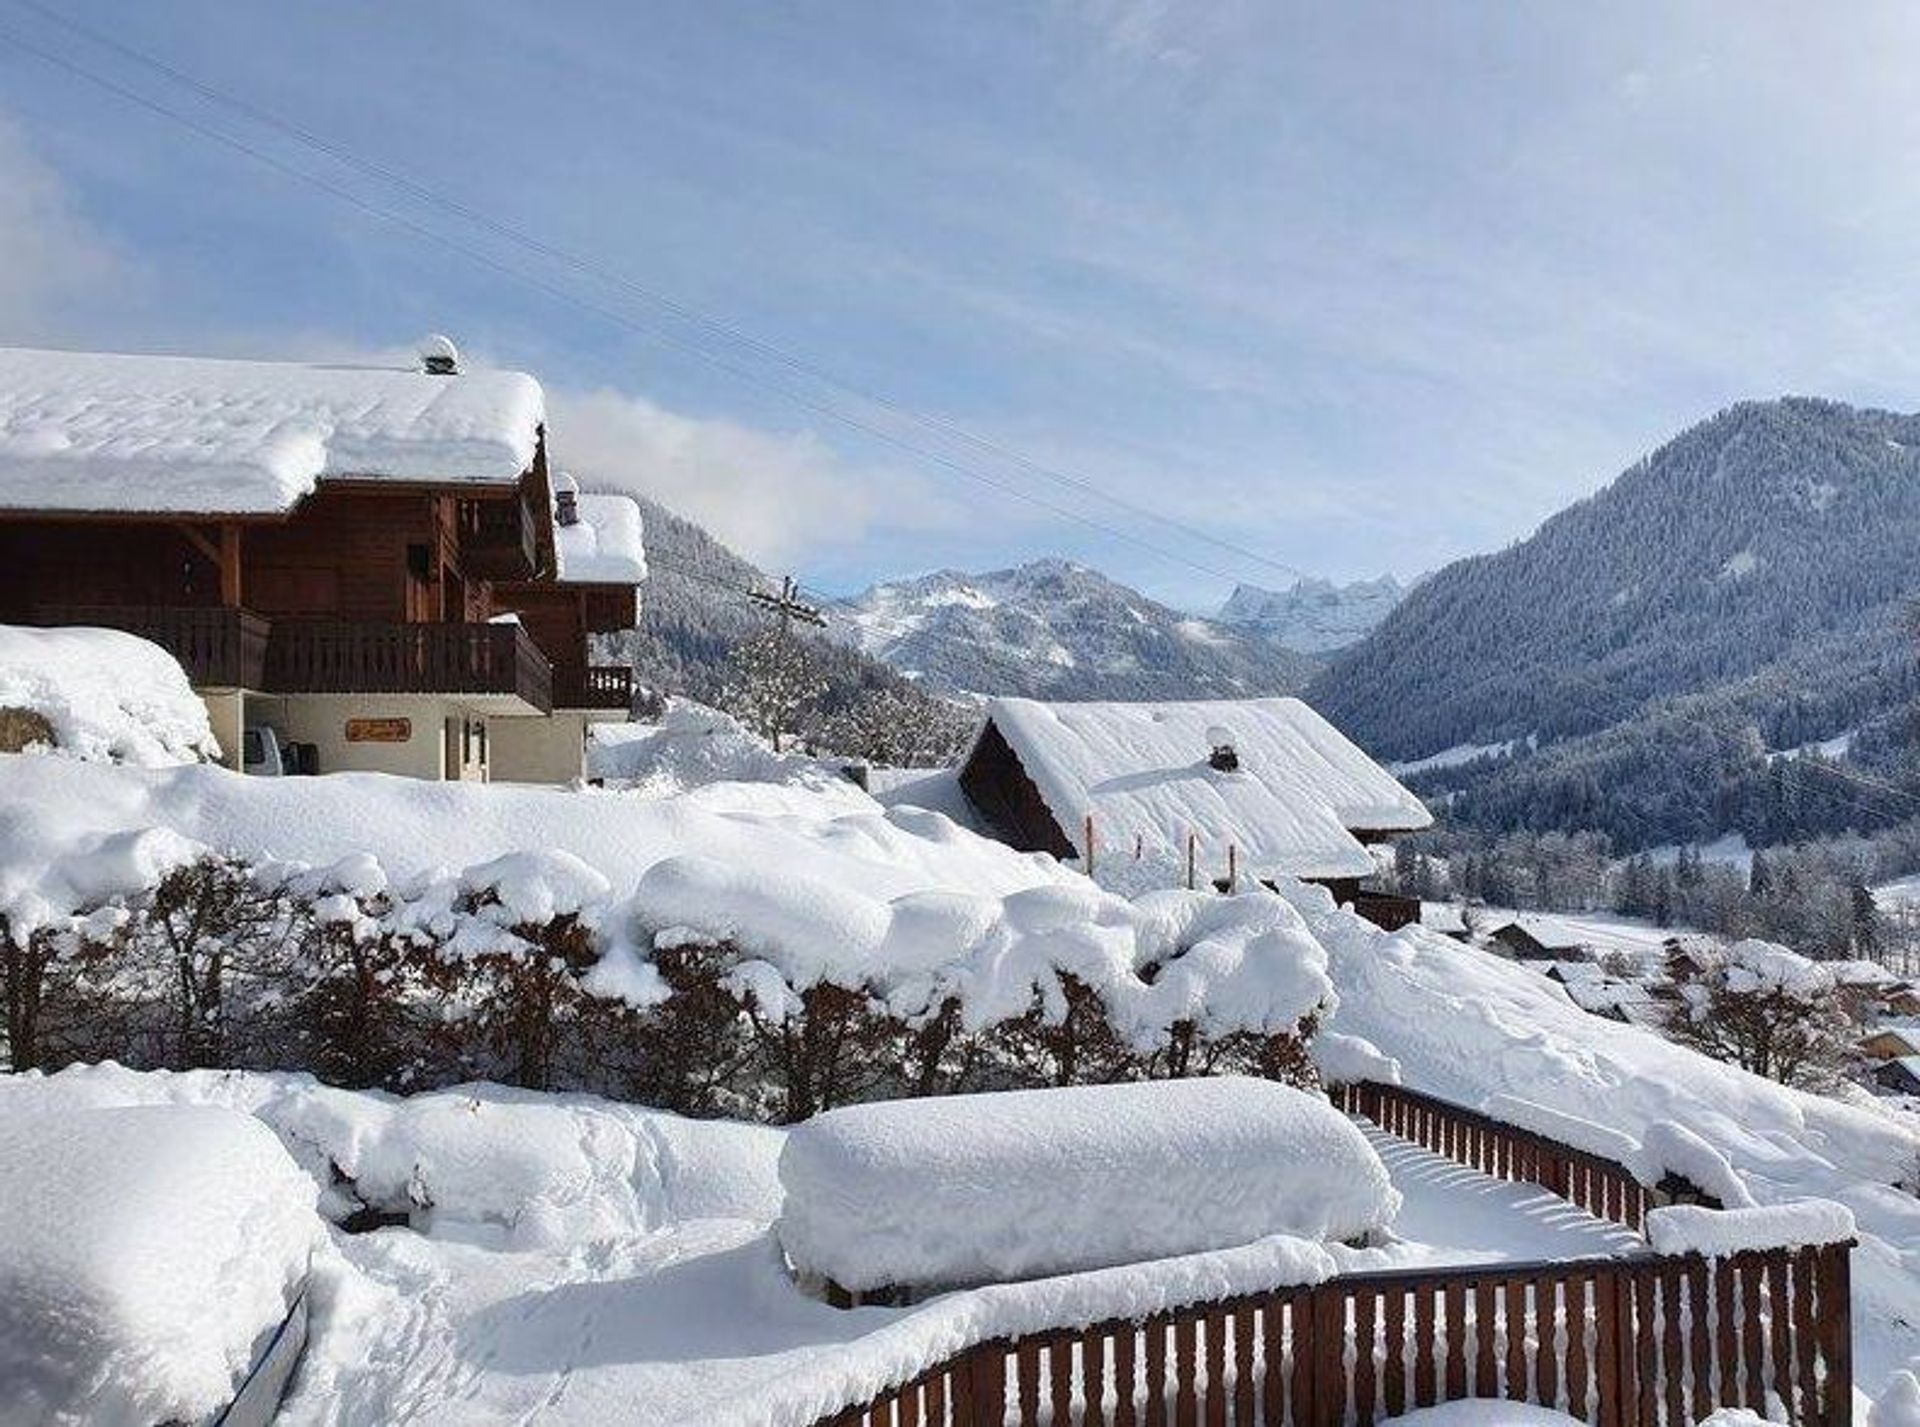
[
  {"x1": 1489, "y1": 920, "x2": 1592, "y2": 963},
  {"x1": 955, "y1": 696, "x2": 1431, "y2": 928},
  {"x1": 0, "y1": 342, "x2": 643, "y2": 782}
]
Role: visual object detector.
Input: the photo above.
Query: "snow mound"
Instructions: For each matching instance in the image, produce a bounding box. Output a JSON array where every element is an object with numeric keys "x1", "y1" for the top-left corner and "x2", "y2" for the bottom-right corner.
[
  {"x1": 777, "y1": 1078, "x2": 1397, "y2": 1292},
  {"x1": 0, "y1": 1104, "x2": 320, "y2": 1427},
  {"x1": 1379, "y1": 1404, "x2": 1587, "y2": 1426},
  {"x1": 586, "y1": 700, "x2": 860, "y2": 802},
  {"x1": 0, "y1": 624, "x2": 218, "y2": 766},
  {"x1": 1645, "y1": 1200, "x2": 1856, "y2": 1258}
]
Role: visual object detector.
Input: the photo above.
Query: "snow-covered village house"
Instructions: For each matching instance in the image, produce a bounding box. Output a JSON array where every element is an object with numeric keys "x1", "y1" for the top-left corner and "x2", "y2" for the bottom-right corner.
[
  {"x1": 954, "y1": 696, "x2": 1432, "y2": 927},
  {"x1": 0, "y1": 343, "x2": 643, "y2": 782}
]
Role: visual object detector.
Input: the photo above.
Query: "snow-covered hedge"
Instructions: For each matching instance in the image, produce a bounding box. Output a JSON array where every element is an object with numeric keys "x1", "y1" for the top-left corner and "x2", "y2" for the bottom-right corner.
[
  {"x1": 0, "y1": 759, "x2": 1338, "y2": 1119},
  {"x1": 777, "y1": 1077, "x2": 1398, "y2": 1292},
  {"x1": 0, "y1": 1103, "x2": 319, "y2": 1425},
  {"x1": 0, "y1": 625, "x2": 218, "y2": 766}
]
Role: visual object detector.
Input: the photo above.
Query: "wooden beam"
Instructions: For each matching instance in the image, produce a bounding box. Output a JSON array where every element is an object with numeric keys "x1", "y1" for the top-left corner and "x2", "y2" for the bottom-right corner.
[
  {"x1": 174, "y1": 523, "x2": 220, "y2": 565},
  {"x1": 218, "y1": 523, "x2": 242, "y2": 607}
]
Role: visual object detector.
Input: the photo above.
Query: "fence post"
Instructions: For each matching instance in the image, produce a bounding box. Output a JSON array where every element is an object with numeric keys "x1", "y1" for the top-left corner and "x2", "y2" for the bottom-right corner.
[{"x1": 966, "y1": 1340, "x2": 1008, "y2": 1427}]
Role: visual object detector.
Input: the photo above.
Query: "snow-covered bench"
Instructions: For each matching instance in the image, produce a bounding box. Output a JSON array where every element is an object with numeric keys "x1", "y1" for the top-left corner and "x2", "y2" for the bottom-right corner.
[
  {"x1": 777, "y1": 1077, "x2": 1400, "y2": 1303},
  {"x1": 0, "y1": 1104, "x2": 321, "y2": 1425}
]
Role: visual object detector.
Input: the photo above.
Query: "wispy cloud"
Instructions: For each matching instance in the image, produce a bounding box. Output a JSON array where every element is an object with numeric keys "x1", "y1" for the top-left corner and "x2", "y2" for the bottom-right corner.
[
  {"x1": 548, "y1": 388, "x2": 954, "y2": 569},
  {"x1": 0, "y1": 110, "x2": 126, "y2": 337}
]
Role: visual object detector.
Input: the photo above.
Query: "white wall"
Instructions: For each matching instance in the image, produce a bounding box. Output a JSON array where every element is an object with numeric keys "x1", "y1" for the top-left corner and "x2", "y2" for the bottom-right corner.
[
  {"x1": 488, "y1": 710, "x2": 587, "y2": 785},
  {"x1": 269, "y1": 695, "x2": 461, "y2": 780}
]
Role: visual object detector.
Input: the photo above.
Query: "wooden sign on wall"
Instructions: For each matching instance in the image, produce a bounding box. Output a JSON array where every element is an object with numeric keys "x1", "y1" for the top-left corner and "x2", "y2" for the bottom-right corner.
[{"x1": 345, "y1": 717, "x2": 412, "y2": 744}]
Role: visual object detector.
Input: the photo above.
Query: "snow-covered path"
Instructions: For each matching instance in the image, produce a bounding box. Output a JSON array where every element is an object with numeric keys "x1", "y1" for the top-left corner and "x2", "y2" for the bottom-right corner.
[{"x1": 282, "y1": 1124, "x2": 1642, "y2": 1427}]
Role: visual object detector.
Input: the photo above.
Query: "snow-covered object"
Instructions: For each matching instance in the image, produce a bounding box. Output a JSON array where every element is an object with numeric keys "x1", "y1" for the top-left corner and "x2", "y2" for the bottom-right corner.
[
  {"x1": 0, "y1": 624, "x2": 219, "y2": 765},
  {"x1": 1313, "y1": 1029, "x2": 1403, "y2": 1086},
  {"x1": 777, "y1": 1078, "x2": 1397, "y2": 1292},
  {"x1": 980, "y1": 696, "x2": 1430, "y2": 880},
  {"x1": 554, "y1": 487, "x2": 647, "y2": 585},
  {"x1": 640, "y1": 865, "x2": 1334, "y2": 1047},
  {"x1": 586, "y1": 700, "x2": 858, "y2": 802},
  {"x1": 1376, "y1": 1404, "x2": 1587, "y2": 1426},
  {"x1": 0, "y1": 345, "x2": 543, "y2": 514},
  {"x1": 0, "y1": 1104, "x2": 320, "y2": 1426},
  {"x1": 1482, "y1": 1094, "x2": 1641, "y2": 1166},
  {"x1": 1874, "y1": 1367, "x2": 1920, "y2": 1427},
  {"x1": 1636, "y1": 1121, "x2": 1754, "y2": 1208},
  {"x1": 1719, "y1": 938, "x2": 1835, "y2": 997},
  {"x1": 1645, "y1": 1200, "x2": 1856, "y2": 1258}
]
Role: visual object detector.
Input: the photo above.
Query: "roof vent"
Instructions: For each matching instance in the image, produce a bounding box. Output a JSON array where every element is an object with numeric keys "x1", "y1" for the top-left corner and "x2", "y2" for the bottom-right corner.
[
  {"x1": 1206, "y1": 723, "x2": 1239, "y2": 773},
  {"x1": 420, "y1": 334, "x2": 460, "y2": 376},
  {"x1": 553, "y1": 471, "x2": 580, "y2": 527}
]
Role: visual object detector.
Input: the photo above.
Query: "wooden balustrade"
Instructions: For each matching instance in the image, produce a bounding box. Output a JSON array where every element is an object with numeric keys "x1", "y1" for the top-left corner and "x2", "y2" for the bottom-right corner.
[
  {"x1": 263, "y1": 619, "x2": 552, "y2": 710},
  {"x1": 551, "y1": 663, "x2": 632, "y2": 710},
  {"x1": 1332, "y1": 1081, "x2": 1653, "y2": 1231},
  {"x1": 818, "y1": 1242, "x2": 1852, "y2": 1427},
  {"x1": 29, "y1": 604, "x2": 271, "y2": 689}
]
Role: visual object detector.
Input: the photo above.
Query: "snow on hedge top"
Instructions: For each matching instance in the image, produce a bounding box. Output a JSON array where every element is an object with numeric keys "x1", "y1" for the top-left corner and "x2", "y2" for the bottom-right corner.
[
  {"x1": 0, "y1": 1104, "x2": 319, "y2": 1426},
  {"x1": 554, "y1": 483, "x2": 647, "y2": 585},
  {"x1": 983, "y1": 696, "x2": 1430, "y2": 880},
  {"x1": 0, "y1": 345, "x2": 543, "y2": 515},
  {"x1": 0, "y1": 624, "x2": 219, "y2": 765},
  {"x1": 777, "y1": 1078, "x2": 1397, "y2": 1291}
]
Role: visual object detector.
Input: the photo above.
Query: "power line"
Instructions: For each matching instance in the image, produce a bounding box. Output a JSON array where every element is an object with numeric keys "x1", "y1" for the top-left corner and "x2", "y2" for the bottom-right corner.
[{"x1": 0, "y1": 1, "x2": 1309, "y2": 593}]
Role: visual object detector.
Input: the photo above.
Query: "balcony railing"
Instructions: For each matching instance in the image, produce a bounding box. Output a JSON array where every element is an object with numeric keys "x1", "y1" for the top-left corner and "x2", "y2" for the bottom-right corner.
[
  {"x1": 264, "y1": 619, "x2": 552, "y2": 711},
  {"x1": 551, "y1": 663, "x2": 632, "y2": 711},
  {"x1": 456, "y1": 495, "x2": 539, "y2": 580},
  {"x1": 30, "y1": 605, "x2": 271, "y2": 689}
]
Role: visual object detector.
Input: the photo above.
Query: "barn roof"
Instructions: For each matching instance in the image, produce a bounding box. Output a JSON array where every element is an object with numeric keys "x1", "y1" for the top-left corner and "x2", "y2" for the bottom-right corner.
[
  {"x1": 0, "y1": 345, "x2": 544, "y2": 516},
  {"x1": 977, "y1": 696, "x2": 1429, "y2": 881}
]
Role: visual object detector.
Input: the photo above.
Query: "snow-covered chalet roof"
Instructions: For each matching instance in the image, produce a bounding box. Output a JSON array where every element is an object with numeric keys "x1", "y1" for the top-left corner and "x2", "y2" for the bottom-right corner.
[
  {"x1": 981, "y1": 696, "x2": 1430, "y2": 881},
  {"x1": 0, "y1": 345, "x2": 545, "y2": 516},
  {"x1": 552, "y1": 480, "x2": 647, "y2": 585}
]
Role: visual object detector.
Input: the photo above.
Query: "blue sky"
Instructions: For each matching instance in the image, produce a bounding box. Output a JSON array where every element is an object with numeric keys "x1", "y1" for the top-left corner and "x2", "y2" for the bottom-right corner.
[{"x1": 4, "y1": 3, "x2": 1920, "y2": 608}]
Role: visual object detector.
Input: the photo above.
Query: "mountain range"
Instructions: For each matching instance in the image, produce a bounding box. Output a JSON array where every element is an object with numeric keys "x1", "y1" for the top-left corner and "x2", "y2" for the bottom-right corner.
[
  {"x1": 1216, "y1": 574, "x2": 1408, "y2": 653},
  {"x1": 824, "y1": 559, "x2": 1319, "y2": 700}
]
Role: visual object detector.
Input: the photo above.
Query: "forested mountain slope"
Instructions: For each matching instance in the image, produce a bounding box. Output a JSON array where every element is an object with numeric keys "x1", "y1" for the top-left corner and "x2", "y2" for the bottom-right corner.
[{"x1": 1310, "y1": 397, "x2": 1920, "y2": 849}]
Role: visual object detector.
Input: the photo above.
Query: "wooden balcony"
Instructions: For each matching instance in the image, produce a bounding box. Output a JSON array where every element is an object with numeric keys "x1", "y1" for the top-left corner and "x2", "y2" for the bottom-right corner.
[
  {"x1": 456, "y1": 495, "x2": 539, "y2": 580},
  {"x1": 551, "y1": 663, "x2": 632, "y2": 711},
  {"x1": 29, "y1": 604, "x2": 271, "y2": 688},
  {"x1": 264, "y1": 620, "x2": 553, "y2": 711}
]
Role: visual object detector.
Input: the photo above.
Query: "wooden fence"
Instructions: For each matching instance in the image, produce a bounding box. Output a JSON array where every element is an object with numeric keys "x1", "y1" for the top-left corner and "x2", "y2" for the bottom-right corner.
[
  {"x1": 818, "y1": 1241, "x2": 1852, "y2": 1426},
  {"x1": 1330, "y1": 1081, "x2": 1654, "y2": 1231},
  {"x1": 809, "y1": 1081, "x2": 1854, "y2": 1426}
]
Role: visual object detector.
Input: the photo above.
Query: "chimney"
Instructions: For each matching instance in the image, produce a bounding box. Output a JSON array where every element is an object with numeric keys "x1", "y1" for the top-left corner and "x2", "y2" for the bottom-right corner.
[
  {"x1": 1206, "y1": 723, "x2": 1239, "y2": 773},
  {"x1": 420, "y1": 333, "x2": 460, "y2": 376},
  {"x1": 553, "y1": 471, "x2": 580, "y2": 527}
]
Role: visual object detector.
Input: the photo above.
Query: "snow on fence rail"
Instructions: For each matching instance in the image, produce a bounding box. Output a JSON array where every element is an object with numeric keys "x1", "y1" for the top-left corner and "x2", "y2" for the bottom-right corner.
[
  {"x1": 803, "y1": 1081, "x2": 1855, "y2": 1427},
  {"x1": 812, "y1": 1241, "x2": 1853, "y2": 1427},
  {"x1": 1329, "y1": 1080, "x2": 1656, "y2": 1231}
]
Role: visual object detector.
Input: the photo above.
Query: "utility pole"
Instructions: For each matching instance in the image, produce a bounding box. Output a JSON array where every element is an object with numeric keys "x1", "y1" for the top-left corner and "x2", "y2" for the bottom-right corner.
[{"x1": 746, "y1": 575, "x2": 827, "y2": 637}]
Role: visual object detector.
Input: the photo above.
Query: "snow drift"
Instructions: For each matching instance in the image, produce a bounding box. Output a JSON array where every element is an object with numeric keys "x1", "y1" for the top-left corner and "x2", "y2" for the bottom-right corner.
[
  {"x1": 0, "y1": 1103, "x2": 320, "y2": 1426},
  {"x1": 0, "y1": 625, "x2": 218, "y2": 766},
  {"x1": 777, "y1": 1077, "x2": 1396, "y2": 1292}
]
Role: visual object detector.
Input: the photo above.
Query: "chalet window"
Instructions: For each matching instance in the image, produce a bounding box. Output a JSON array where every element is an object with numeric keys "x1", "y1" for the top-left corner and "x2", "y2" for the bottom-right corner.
[{"x1": 406, "y1": 543, "x2": 432, "y2": 583}]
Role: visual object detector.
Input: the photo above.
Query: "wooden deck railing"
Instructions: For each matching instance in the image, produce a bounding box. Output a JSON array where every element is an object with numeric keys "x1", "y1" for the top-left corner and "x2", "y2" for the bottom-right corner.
[
  {"x1": 551, "y1": 663, "x2": 632, "y2": 710},
  {"x1": 1331, "y1": 1081, "x2": 1653, "y2": 1231},
  {"x1": 807, "y1": 1081, "x2": 1853, "y2": 1426},
  {"x1": 819, "y1": 1241, "x2": 1852, "y2": 1427},
  {"x1": 456, "y1": 494, "x2": 540, "y2": 580},
  {"x1": 263, "y1": 619, "x2": 553, "y2": 711},
  {"x1": 30, "y1": 604, "x2": 271, "y2": 689}
]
